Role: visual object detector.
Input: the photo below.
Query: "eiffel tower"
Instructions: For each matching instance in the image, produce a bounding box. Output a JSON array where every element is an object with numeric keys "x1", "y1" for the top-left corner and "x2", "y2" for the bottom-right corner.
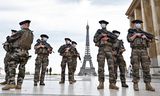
[{"x1": 78, "y1": 23, "x2": 97, "y2": 76}]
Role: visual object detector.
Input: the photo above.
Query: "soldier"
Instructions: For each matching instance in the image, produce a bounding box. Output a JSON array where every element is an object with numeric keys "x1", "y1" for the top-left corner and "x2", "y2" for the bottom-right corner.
[
  {"x1": 127, "y1": 19, "x2": 155, "y2": 91},
  {"x1": 49, "y1": 67, "x2": 52, "y2": 75},
  {"x1": 93, "y1": 20, "x2": 119, "y2": 90},
  {"x1": 112, "y1": 30, "x2": 128, "y2": 88},
  {"x1": 2, "y1": 20, "x2": 33, "y2": 90},
  {"x1": 58, "y1": 38, "x2": 74, "y2": 84},
  {"x1": 71, "y1": 41, "x2": 80, "y2": 82},
  {"x1": 34, "y1": 34, "x2": 53, "y2": 86},
  {"x1": 0, "y1": 30, "x2": 17, "y2": 85}
]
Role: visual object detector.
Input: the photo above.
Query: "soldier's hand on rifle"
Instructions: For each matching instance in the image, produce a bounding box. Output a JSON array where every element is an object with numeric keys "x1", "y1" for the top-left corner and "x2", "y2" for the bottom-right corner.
[
  {"x1": 65, "y1": 48, "x2": 70, "y2": 52},
  {"x1": 48, "y1": 48, "x2": 53, "y2": 54},
  {"x1": 136, "y1": 33, "x2": 142, "y2": 37},
  {"x1": 40, "y1": 44, "x2": 45, "y2": 48},
  {"x1": 141, "y1": 34, "x2": 147, "y2": 39},
  {"x1": 101, "y1": 36, "x2": 109, "y2": 41},
  {"x1": 112, "y1": 51, "x2": 117, "y2": 56},
  {"x1": 102, "y1": 33, "x2": 107, "y2": 36},
  {"x1": 36, "y1": 45, "x2": 41, "y2": 49}
]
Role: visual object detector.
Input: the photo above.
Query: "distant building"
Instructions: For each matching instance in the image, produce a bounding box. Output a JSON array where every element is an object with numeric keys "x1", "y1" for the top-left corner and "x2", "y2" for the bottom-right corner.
[{"x1": 126, "y1": 0, "x2": 160, "y2": 74}]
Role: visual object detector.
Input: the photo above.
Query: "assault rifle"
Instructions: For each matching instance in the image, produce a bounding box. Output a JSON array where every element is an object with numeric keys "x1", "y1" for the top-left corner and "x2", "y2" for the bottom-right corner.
[
  {"x1": 58, "y1": 44, "x2": 72, "y2": 55},
  {"x1": 36, "y1": 39, "x2": 53, "y2": 53},
  {"x1": 129, "y1": 29, "x2": 157, "y2": 40},
  {"x1": 100, "y1": 29, "x2": 118, "y2": 40}
]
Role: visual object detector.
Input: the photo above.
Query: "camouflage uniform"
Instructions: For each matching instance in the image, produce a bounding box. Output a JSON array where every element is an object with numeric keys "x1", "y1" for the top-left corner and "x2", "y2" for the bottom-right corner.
[
  {"x1": 34, "y1": 39, "x2": 52, "y2": 85},
  {"x1": 1, "y1": 41, "x2": 12, "y2": 84},
  {"x1": 127, "y1": 28, "x2": 152, "y2": 83},
  {"x1": 127, "y1": 28, "x2": 155, "y2": 91},
  {"x1": 72, "y1": 47, "x2": 79, "y2": 81},
  {"x1": 5, "y1": 29, "x2": 33, "y2": 88},
  {"x1": 0, "y1": 30, "x2": 18, "y2": 85},
  {"x1": 112, "y1": 39, "x2": 128, "y2": 87},
  {"x1": 94, "y1": 28, "x2": 118, "y2": 89},
  {"x1": 58, "y1": 44, "x2": 74, "y2": 84},
  {"x1": 3, "y1": 53, "x2": 10, "y2": 84}
]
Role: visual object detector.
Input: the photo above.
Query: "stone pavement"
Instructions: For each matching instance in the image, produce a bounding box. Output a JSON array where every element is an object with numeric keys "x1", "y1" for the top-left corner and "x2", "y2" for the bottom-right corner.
[{"x1": 0, "y1": 75, "x2": 160, "y2": 96}]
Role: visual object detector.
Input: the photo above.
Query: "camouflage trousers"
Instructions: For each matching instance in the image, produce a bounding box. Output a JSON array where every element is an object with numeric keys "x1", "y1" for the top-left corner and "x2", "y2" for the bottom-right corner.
[
  {"x1": 131, "y1": 48, "x2": 151, "y2": 83},
  {"x1": 72, "y1": 57, "x2": 77, "y2": 80},
  {"x1": 72, "y1": 57, "x2": 77, "y2": 73},
  {"x1": 4, "y1": 52, "x2": 10, "y2": 83},
  {"x1": 7, "y1": 48, "x2": 29, "y2": 85},
  {"x1": 60, "y1": 56, "x2": 73, "y2": 82},
  {"x1": 97, "y1": 46, "x2": 116, "y2": 83},
  {"x1": 34, "y1": 55, "x2": 49, "y2": 83},
  {"x1": 114, "y1": 54, "x2": 127, "y2": 83}
]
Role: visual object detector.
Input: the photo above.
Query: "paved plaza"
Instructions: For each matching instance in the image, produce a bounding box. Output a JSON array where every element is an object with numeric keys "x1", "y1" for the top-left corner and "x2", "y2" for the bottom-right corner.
[{"x1": 0, "y1": 75, "x2": 159, "y2": 96}]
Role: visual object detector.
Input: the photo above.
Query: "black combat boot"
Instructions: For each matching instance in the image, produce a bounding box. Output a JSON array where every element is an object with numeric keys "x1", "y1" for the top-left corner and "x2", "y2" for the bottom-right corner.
[
  {"x1": 109, "y1": 83, "x2": 119, "y2": 90},
  {"x1": 40, "y1": 82, "x2": 45, "y2": 86},
  {"x1": 15, "y1": 85, "x2": 22, "y2": 89},
  {"x1": 69, "y1": 81, "x2": 73, "y2": 84},
  {"x1": 122, "y1": 82, "x2": 128, "y2": 88},
  {"x1": 34, "y1": 82, "x2": 37, "y2": 86},
  {"x1": 133, "y1": 83, "x2": 139, "y2": 91},
  {"x1": 73, "y1": 80, "x2": 76, "y2": 83},
  {"x1": 59, "y1": 81, "x2": 65, "y2": 84},
  {"x1": 145, "y1": 83, "x2": 155, "y2": 91},
  {"x1": 97, "y1": 82, "x2": 104, "y2": 89}
]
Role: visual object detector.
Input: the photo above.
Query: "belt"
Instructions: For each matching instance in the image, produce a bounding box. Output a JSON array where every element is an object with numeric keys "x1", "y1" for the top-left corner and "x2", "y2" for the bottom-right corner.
[{"x1": 132, "y1": 46, "x2": 147, "y2": 49}]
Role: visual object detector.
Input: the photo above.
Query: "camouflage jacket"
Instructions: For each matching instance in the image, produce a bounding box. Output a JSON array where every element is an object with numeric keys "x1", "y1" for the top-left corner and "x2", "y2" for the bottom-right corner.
[
  {"x1": 34, "y1": 39, "x2": 53, "y2": 55},
  {"x1": 7, "y1": 28, "x2": 33, "y2": 49},
  {"x1": 72, "y1": 47, "x2": 79, "y2": 58},
  {"x1": 58, "y1": 44, "x2": 73, "y2": 57},
  {"x1": 112, "y1": 39, "x2": 125, "y2": 56},
  {"x1": 127, "y1": 28, "x2": 150, "y2": 48},
  {"x1": 93, "y1": 29, "x2": 116, "y2": 47}
]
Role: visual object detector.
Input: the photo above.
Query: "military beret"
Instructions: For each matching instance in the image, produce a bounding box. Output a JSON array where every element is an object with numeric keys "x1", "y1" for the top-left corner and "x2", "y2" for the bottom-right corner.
[
  {"x1": 11, "y1": 29, "x2": 17, "y2": 33},
  {"x1": 65, "y1": 38, "x2": 71, "y2": 42},
  {"x1": 40, "y1": 34, "x2": 49, "y2": 39},
  {"x1": 99, "y1": 20, "x2": 109, "y2": 24},
  {"x1": 112, "y1": 30, "x2": 120, "y2": 34},
  {"x1": 131, "y1": 20, "x2": 143, "y2": 23},
  {"x1": 72, "y1": 41, "x2": 77, "y2": 45},
  {"x1": 19, "y1": 20, "x2": 31, "y2": 25}
]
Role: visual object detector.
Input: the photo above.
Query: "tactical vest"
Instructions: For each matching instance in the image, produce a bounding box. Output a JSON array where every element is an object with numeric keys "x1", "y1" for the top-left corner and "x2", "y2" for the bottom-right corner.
[
  {"x1": 113, "y1": 40, "x2": 123, "y2": 50},
  {"x1": 131, "y1": 37, "x2": 149, "y2": 48},
  {"x1": 18, "y1": 29, "x2": 34, "y2": 50},
  {"x1": 58, "y1": 44, "x2": 73, "y2": 57},
  {"x1": 35, "y1": 47, "x2": 49, "y2": 55},
  {"x1": 94, "y1": 29, "x2": 113, "y2": 47},
  {"x1": 128, "y1": 29, "x2": 149, "y2": 48}
]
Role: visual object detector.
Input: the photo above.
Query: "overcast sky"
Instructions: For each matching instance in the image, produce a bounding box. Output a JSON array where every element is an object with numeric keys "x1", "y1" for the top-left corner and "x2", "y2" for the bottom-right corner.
[{"x1": 0, "y1": 0, "x2": 132, "y2": 74}]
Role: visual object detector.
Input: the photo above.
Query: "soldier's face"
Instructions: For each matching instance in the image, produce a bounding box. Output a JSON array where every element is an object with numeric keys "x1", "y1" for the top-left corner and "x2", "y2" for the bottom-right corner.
[
  {"x1": 42, "y1": 37, "x2": 48, "y2": 41},
  {"x1": 65, "y1": 40, "x2": 70, "y2": 44},
  {"x1": 101, "y1": 23, "x2": 107, "y2": 28},
  {"x1": 114, "y1": 33, "x2": 120, "y2": 37},
  {"x1": 135, "y1": 23, "x2": 142, "y2": 29},
  {"x1": 21, "y1": 23, "x2": 30, "y2": 29},
  {"x1": 72, "y1": 44, "x2": 76, "y2": 48},
  {"x1": 11, "y1": 32, "x2": 16, "y2": 35}
]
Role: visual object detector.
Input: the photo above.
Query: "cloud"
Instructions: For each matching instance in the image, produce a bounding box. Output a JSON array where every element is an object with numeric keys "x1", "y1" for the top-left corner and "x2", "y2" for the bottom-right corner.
[
  {"x1": 90, "y1": 0, "x2": 132, "y2": 5},
  {"x1": 55, "y1": 0, "x2": 132, "y2": 6}
]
